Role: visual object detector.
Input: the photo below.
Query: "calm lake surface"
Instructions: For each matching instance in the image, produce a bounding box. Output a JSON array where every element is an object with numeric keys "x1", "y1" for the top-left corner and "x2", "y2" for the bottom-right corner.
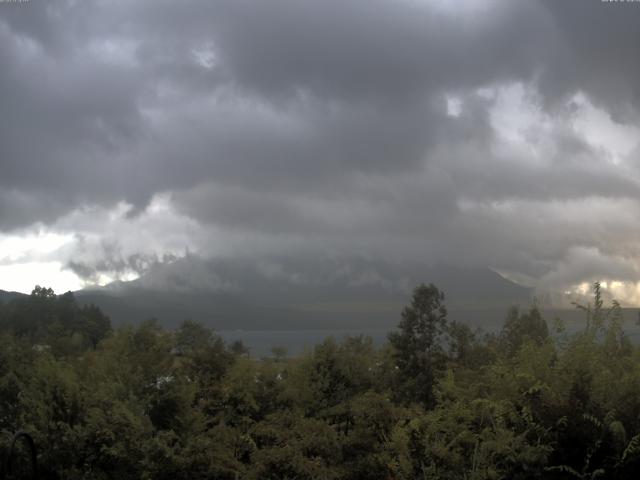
[
  {"x1": 218, "y1": 329, "x2": 391, "y2": 357},
  {"x1": 218, "y1": 317, "x2": 640, "y2": 358}
]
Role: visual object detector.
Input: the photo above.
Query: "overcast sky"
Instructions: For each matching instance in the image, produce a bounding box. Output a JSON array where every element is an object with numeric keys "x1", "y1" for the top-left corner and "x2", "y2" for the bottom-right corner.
[{"x1": 2, "y1": 0, "x2": 640, "y2": 301}]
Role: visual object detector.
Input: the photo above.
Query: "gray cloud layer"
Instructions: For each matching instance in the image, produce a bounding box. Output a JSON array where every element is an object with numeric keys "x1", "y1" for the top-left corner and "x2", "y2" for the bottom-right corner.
[{"x1": 2, "y1": 0, "x2": 640, "y2": 295}]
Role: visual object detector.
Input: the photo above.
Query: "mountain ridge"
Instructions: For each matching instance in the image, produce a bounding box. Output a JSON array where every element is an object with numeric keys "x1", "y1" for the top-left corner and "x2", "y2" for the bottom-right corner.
[
  {"x1": 1, "y1": 257, "x2": 535, "y2": 329},
  {"x1": 74, "y1": 257, "x2": 533, "y2": 329}
]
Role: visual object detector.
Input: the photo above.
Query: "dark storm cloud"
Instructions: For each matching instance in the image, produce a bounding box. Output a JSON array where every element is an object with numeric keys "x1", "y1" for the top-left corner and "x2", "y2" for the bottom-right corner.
[
  {"x1": 537, "y1": 0, "x2": 640, "y2": 120},
  {"x1": 0, "y1": 189, "x2": 68, "y2": 231},
  {"x1": 2, "y1": 0, "x2": 640, "y2": 291},
  {"x1": 202, "y1": 0, "x2": 555, "y2": 101},
  {"x1": 0, "y1": 0, "x2": 555, "y2": 210},
  {"x1": 0, "y1": 4, "x2": 145, "y2": 215}
]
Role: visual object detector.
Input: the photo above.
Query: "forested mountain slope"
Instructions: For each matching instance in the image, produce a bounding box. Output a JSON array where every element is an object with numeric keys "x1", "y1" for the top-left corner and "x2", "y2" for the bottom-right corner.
[{"x1": 74, "y1": 258, "x2": 532, "y2": 329}]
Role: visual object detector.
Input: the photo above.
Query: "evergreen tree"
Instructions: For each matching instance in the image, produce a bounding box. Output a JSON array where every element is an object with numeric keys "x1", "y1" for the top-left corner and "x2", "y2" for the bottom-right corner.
[{"x1": 389, "y1": 283, "x2": 448, "y2": 407}]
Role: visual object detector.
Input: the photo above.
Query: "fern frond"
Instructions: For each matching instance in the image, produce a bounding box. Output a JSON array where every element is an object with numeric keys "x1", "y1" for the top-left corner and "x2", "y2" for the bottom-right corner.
[
  {"x1": 582, "y1": 413, "x2": 602, "y2": 429},
  {"x1": 621, "y1": 433, "x2": 640, "y2": 464},
  {"x1": 545, "y1": 465, "x2": 582, "y2": 478}
]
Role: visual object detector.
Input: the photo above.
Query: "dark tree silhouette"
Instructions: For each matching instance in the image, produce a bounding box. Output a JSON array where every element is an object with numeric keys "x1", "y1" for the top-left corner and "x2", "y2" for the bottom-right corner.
[{"x1": 389, "y1": 283, "x2": 448, "y2": 407}]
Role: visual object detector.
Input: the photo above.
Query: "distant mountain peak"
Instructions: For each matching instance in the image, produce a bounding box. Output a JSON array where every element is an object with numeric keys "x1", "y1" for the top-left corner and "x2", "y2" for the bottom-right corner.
[{"x1": 72, "y1": 256, "x2": 532, "y2": 329}]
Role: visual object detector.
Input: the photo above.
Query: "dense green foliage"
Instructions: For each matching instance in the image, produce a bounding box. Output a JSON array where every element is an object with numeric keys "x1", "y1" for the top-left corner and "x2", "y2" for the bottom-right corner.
[{"x1": 1, "y1": 283, "x2": 640, "y2": 479}]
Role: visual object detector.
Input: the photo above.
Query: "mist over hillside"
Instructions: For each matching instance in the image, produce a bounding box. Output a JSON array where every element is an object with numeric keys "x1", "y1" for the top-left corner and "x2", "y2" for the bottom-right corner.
[
  {"x1": 6, "y1": 256, "x2": 639, "y2": 332},
  {"x1": 68, "y1": 256, "x2": 533, "y2": 329}
]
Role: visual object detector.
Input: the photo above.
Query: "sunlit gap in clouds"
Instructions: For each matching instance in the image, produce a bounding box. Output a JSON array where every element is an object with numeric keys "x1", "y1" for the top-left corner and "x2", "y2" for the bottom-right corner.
[
  {"x1": 0, "y1": 262, "x2": 83, "y2": 294},
  {"x1": 0, "y1": 231, "x2": 82, "y2": 293},
  {"x1": 564, "y1": 281, "x2": 640, "y2": 307},
  {"x1": 0, "y1": 195, "x2": 200, "y2": 294},
  {"x1": 0, "y1": 230, "x2": 137, "y2": 293}
]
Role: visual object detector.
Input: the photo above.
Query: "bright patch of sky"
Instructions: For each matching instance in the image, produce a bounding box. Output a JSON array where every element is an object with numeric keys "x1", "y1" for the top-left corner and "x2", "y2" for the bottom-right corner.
[
  {"x1": 427, "y1": 0, "x2": 499, "y2": 18},
  {"x1": 0, "y1": 262, "x2": 83, "y2": 294},
  {"x1": 0, "y1": 231, "x2": 74, "y2": 264},
  {"x1": 487, "y1": 82, "x2": 555, "y2": 162},
  {"x1": 563, "y1": 280, "x2": 640, "y2": 307},
  {"x1": 569, "y1": 92, "x2": 640, "y2": 165},
  {"x1": 0, "y1": 232, "x2": 80, "y2": 293},
  {"x1": 192, "y1": 42, "x2": 217, "y2": 69},
  {"x1": 445, "y1": 95, "x2": 462, "y2": 117},
  {"x1": 0, "y1": 196, "x2": 202, "y2": 293},
  {"x1": 86, "y1": 37, "x2": 139, "y2": 67}
]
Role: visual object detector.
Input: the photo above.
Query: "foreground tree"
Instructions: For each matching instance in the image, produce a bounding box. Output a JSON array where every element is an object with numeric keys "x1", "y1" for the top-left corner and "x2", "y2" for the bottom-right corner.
[
  {"x1": 499, "y1": 304, "x2": 549, "y2": 357},
  {"x1": 389, "y1": 283, "x2": 448, "y2": 407}
]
